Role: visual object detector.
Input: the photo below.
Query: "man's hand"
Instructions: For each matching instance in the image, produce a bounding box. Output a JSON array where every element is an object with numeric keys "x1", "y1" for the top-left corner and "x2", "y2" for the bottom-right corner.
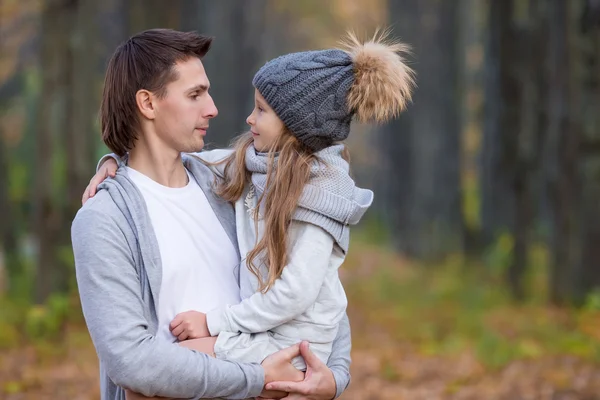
[
  {"x1": 259, "y1": 341, "x2": 337, "y2": 400},
  {"x1": 170, "y1": 311, "x2": 210, "y2": 340},
  {"x1": 260, "y1": 343, "x2": 305, "y2": 399},
  {"x1": 82, "y1": 158, "x2": 118, "y2": 204}
]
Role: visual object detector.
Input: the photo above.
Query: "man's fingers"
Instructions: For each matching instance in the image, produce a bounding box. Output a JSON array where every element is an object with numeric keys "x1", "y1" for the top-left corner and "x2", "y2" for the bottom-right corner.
[
  {"x1": 299, "y1": 341, "x2": 321, "y2": 368},
  {"x1": 265, "y1": 381, "x2": 304, "y2": 393},
  {"x1": 277, "y1": 343, "x2": 301, "y2": 361},
  {"x1": 178, "y1": 331, "x2": 189, "y2": 341},
  {"x1": 258, "y1": 389, "x2": 289, "y2": 399}
]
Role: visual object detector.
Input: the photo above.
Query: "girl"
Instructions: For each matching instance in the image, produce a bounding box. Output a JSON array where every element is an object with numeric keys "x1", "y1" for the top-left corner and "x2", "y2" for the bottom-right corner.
[{"x1": 89, "y1": 32, "x2": 414, "y2": 373}]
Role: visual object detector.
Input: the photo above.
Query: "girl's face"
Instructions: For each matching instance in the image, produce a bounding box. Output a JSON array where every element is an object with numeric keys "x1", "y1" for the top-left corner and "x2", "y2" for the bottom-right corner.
[{"x1": 246, "y1": 89, "x2": 285, "y2": 152}]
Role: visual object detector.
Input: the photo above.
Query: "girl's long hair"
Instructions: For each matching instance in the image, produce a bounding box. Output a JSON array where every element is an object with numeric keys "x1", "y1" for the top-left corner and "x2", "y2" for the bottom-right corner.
[{"x1": 215, "y1": 130, "x2": 319, "y2": 292}]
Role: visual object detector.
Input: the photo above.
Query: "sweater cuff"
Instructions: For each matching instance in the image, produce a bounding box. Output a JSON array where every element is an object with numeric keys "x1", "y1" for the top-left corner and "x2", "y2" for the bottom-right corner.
[
  {"x1": 331, "y1": 366, "x2": 350, "y2": 399},
  {"x1": 247, "y1": 363, "x2": 267, "y2": 399},
  {"x1": 206, "y1": 308, "x2": 229, "y2": 336},
  {"x1": 96, "y1": 153, "x2": 128, "y2": 173}
]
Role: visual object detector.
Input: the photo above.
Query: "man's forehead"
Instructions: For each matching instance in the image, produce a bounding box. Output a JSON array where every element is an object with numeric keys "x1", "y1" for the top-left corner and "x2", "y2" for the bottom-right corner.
[{"x1": 173, "y1": 58, "x2": 209, "y2": 87}]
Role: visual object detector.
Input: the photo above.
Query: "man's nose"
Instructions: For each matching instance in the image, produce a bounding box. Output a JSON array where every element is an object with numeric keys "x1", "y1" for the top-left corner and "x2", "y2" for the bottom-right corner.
[{"x1": 204, "y1": 95, "x2": 218, "y2": 119}]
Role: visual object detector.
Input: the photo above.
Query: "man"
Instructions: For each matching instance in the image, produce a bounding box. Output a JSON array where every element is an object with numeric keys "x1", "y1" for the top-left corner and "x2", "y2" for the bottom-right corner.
[{"x1": 72, "y1": 29, "x2": 351, "y2": 400}]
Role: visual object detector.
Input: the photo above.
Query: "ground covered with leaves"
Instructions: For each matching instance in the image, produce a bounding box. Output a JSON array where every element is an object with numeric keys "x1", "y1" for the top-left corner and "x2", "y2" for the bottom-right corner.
[{"x1": 2, "y1": 239, "x2": 600, "y2": 399}]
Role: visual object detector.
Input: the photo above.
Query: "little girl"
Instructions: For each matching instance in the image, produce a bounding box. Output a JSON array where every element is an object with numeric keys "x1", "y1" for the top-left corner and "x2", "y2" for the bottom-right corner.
[{"x1": 90, "y1": 32, "x2": 414, "y2": 372}]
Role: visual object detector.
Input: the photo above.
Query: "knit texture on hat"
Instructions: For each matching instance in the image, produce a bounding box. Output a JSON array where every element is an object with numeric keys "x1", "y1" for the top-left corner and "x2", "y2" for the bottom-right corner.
[{"x1": 252, "y1": 49, "x2": 355, "y2": 151}]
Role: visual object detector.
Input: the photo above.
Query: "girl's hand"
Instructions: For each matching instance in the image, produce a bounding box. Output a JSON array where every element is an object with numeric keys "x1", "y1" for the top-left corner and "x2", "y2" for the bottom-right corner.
[
  {"x1": 82, "y1": 158, "x2": 118, "y2": 204},
  {"x1": 170, "y1": 310, "x2": 210, "y2": 340}
]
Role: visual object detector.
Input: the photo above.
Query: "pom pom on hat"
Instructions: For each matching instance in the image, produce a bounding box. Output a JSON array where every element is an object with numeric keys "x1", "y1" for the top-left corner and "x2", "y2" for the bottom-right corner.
[{"x1": 340, "y1": 29, "x2": 416, "y2": 123}]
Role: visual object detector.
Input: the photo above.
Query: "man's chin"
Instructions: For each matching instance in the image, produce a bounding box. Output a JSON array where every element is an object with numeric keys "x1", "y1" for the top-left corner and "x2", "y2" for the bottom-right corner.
[{"x1": 182, "y1": 141, "x2": 204, "y2": 154}]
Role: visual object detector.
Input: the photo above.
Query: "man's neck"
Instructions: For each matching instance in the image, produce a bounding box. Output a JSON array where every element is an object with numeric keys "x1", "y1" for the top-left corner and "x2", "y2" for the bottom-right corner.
[{"x1": 128, "y1": 141, "x2": 188, "y2": 188}]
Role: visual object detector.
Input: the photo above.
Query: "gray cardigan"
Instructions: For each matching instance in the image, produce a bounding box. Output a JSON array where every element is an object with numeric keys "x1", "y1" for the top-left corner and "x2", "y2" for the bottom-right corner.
[{"x1": 72, "y1": 154, "x2": 351, "y2": 399}]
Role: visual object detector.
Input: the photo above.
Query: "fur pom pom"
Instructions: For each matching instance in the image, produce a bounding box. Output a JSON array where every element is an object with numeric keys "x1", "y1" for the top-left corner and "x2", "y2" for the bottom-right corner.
[{"x1": 340, "y1": 29, "x2": 416, "y2": 123}]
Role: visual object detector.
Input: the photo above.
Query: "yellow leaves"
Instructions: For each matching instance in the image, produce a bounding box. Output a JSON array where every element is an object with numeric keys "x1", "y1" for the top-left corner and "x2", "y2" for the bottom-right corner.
[
  {"x1": 0, "y1": 322, "x2": 19, "y2": 349},
  {"x1": 3, "y1": 380, "x2": 23, "y2": 394},
  {"x1": 517, "y1": 338, "x2": 544, "y2": 358},
  {"x1": 578, "y1": 310, "x2": 600, "y2": 341}
]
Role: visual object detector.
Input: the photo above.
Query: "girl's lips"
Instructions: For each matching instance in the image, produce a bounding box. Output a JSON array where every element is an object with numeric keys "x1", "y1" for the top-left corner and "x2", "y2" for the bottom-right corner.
[{"x1": 252, "y1": 131, "x2": 259, "y2": 136}]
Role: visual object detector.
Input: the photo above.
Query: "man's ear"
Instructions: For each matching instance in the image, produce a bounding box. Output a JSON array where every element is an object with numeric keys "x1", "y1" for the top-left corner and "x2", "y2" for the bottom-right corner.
[{"x1": 136, "y1": 89, "x2": 156, "y2": 120}]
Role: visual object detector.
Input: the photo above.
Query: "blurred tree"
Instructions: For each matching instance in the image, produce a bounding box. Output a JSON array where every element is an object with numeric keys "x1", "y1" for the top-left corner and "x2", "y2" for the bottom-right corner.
[
  {"x1": 66, "y1": 0, "x2": 97, "y2": 239},
  {"x1": 190, "y1": 0, "x2": 268, "y2": 147},
  {"x1": 573, "y1": 0, "x2": 600, "y2": 303},
  {"x1": 384, "y1": 0, "x2": 463, "y2": 260},
  {"x1": 481, "y1": 0, "x2": 548, "y2": 300},
  {"x1": 544, "y1": 0, "x2": 579, "y2": 305},
  {"x1": 34, "y1": 0, "x2": 75, "y2": 303},
  {"x1": 480, "y1": 0, "x2": 513, "y2": 250},
  {"x1": 128, "y1": 0, "x2": 179, "y2": 33}
]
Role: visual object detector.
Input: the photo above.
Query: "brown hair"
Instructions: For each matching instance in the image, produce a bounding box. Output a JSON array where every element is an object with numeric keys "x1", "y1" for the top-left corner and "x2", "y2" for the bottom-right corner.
[
  {"x1": 101, "y1": 29, "x2": 213, "y2": 156},
  {"x1": 215, "y1": 130, "x2": 319, "y2": 292}
]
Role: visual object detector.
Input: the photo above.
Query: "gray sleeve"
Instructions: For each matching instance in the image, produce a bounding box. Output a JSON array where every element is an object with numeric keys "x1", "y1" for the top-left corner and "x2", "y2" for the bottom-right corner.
[
  {"x1": 326, "y1": 314, "x2": 351, "y2": 398},
  {"x1": 96, "y1": 153, "x2": 123, "y2": 172},
  {"x1": 72, "y1": 208, "x2": 264, "y2": 399}
]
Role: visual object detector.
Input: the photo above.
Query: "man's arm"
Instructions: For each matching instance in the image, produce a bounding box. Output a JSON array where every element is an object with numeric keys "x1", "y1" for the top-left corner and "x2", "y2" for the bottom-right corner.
[
  {"x1": 72, "y1": 207, "x2": 264, "y2": 399},
  {"x1": 326, "y1": 314, "x2": 351, "y2": 398}
]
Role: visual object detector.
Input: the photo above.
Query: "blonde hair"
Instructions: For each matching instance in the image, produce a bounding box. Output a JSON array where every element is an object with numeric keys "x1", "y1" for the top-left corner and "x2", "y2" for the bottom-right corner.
[{"x1": 215, "y1": 130, "x2": 319, "y2": 292}]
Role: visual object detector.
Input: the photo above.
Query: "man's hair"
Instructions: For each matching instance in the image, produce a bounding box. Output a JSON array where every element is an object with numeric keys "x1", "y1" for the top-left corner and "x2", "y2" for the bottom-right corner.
[{"x1": 100, "y1": 29, "x2": 213, "y2": 156}]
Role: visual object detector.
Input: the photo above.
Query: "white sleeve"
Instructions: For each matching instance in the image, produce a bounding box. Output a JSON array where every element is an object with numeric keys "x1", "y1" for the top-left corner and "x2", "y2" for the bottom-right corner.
[
  {"x1": 206, "y1": 222, "x2": 333, "y2": 335},
  {"x1": 189, "y1": 149, "x2": 234, "y2": 178}
]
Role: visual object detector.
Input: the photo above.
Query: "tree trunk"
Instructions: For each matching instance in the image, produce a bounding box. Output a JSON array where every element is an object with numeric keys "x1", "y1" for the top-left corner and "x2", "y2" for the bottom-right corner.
[
  {"x1": 480, "y1": 0, "x2": 514, "y2": 247},
  {"x1": 575, "y1": 0, "x2": 600, "y2": 302},
  {"x1": 53, "y1": 0, "x2": 98, "y2": 292},
  {"x1": 194, "y1": 0, "x2": 268, "y2": 147},
  {"x1": 385, "y1": 0, "x2": 463, "y2": 260},
  {"x1": 0, "y1": 128, "x2": 11, "y2": 294},
  {"x1": 34, "y1": 0, "x2": 75, "y2": 303},
  {"x1": 546, "y1": 0, "x2": 579, "y2": 305}
]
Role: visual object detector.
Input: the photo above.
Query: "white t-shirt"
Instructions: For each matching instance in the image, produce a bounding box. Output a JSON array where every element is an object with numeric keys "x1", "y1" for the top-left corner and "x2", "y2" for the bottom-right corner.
[{"x1": 126, "y1": 166, "x2": 241, "y2": 342}]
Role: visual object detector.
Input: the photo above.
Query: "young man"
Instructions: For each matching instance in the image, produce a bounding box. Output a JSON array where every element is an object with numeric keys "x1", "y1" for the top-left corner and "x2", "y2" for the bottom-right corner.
[{"x1": 72, "y1": 29, "x2": 351, "y2": 400}]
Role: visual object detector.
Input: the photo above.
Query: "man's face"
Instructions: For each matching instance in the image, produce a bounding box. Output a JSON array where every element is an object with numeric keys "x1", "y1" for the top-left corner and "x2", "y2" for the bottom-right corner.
[{"x1": 153, "y1": 57, "x2": 217, "y2": 153}]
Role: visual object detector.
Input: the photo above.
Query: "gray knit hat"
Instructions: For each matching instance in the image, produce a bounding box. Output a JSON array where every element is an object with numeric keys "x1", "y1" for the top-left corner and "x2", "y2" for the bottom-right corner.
[{"x1": 252, "y1": 32, "x2": 416, "y2": 151}]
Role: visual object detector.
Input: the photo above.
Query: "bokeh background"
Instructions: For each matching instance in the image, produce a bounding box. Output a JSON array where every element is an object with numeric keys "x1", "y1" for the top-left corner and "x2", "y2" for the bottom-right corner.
[{"x1": 1, "y1": 0, "x2": 600, "y2": 399}]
